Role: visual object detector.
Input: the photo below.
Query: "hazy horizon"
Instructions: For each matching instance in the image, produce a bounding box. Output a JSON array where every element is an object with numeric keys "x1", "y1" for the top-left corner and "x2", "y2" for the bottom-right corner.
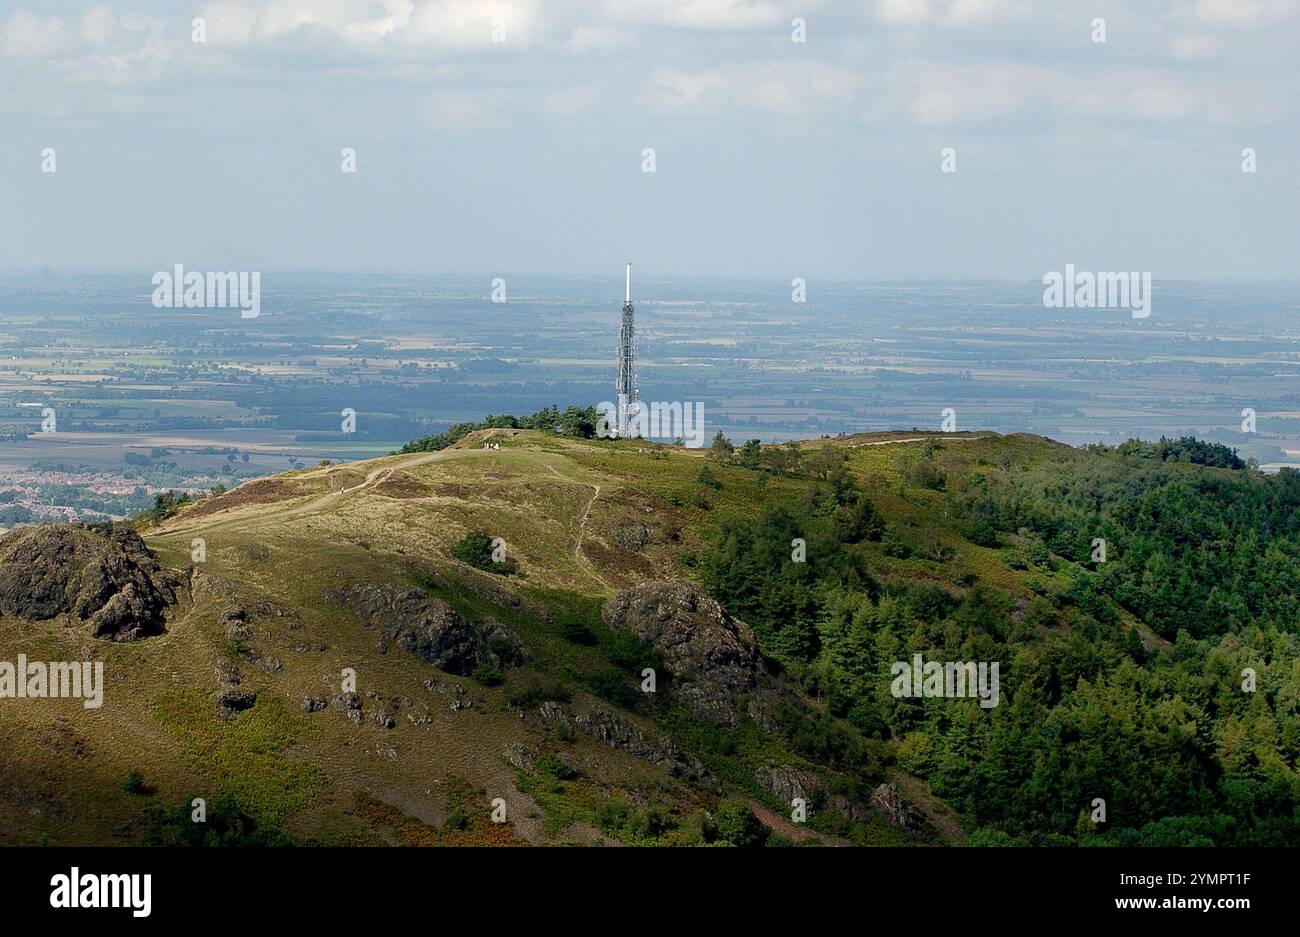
[{"x1": 4, "y1": 0, "x2": 1299, "y2": 280}]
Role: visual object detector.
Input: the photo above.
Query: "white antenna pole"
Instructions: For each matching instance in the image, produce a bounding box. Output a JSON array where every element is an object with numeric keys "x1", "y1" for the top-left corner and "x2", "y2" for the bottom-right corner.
[{"x1": 625, "y1": 261, "x2": 631, "y2": 304}]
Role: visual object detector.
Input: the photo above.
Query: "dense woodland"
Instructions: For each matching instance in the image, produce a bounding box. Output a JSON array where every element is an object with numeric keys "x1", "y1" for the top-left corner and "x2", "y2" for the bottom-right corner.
[{"x1": 697, "y1": 433, "x2": 1300, "y2": 845}]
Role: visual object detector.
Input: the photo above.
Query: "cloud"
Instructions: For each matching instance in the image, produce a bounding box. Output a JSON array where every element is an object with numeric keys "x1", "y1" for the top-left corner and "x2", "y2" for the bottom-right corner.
[
  {"x1": 879, "y1": 61, "x2": 1045, "y2": 125},
  {"x1": 640, "y1": 60, "x2": 859, "y2": 116},
  {"x1": 80, "y1": 5, "x2": 115, "y2": 46},
  {"x1": 611, "y1": 0, "x2": 788, "y2": 31},
  {"x1": 1192, "y1": 0, "x2": 1298, "y2": 27},
  {"x1": 1166, "y1": 34, "x2": 1221, "y2": 60},
  {"x1": 197, "y1": 0, "x2": 541, "y2": 50},
  {"x1": 873, "y1": 0, "x2": 1031, "y2": 29},
  {"x1": 562, "y1": 24, "x2": 635, "y2": 56},
  {"x1": 0, "y1": 10, "x2": 75, "y2": 58}
]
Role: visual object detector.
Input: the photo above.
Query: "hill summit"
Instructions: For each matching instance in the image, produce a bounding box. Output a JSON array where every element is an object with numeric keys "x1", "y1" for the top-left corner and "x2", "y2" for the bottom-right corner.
[{"x1": 1, "y1": 427, "x2": 1297, "y2": 847}]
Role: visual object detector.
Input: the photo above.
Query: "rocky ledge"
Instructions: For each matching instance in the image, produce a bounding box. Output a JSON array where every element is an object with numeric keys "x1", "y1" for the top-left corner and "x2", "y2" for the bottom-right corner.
[{"x1": 336, "y1": 582, "x2": 529, "y2": 676}]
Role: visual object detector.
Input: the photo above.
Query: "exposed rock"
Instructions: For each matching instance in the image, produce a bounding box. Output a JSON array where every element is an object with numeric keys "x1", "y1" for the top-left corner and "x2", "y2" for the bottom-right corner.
[
  {"x1": 533, "y1": 701, "x2": 574, "y2": 737},
  {"x1": 481, "y1": 618, "x2": 531, "y2": 666},
  {"x1": 613, "y1": 523, "x2": 650, "y2": 551},
  {"x1": 302, "y1": 696, "x2": 328, "y2": 713},
  {"x1": 335, "y1": 583, "x2": 528, "y2": 676},
  {"x1": 449, "y1": 685, "x2": 478, "y2": 712},
  {"x1": 505, "y1": 742, "x2": 538, "y2": 771},
  {"x1": 332, "y1": 691, "x2": 363, "y2": 725},
  {"x1": 755, "y1": 764, "x2": 820, "y2": 806},
  {"x1": 869, "y1": 782, "x2": 922, "y2": 839},
  {"x1": 602, "y1": 579, "x2": 768, "y2": 727},
  {"x1": 0, "y1": 522, "x2": 180, "y2": 640},
  {"x1": 575, "y1": 707, "x2": 711, "y2": 785},
  {"x1": 218, "y1": 689, "x2": 256, "y2": 718},
  {"x1": 215, "y1": 659, "x2": 242, "y2": 686}
]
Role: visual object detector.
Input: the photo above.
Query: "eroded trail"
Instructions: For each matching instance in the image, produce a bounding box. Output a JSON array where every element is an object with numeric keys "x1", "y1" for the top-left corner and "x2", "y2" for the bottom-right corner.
[{"x1": 545, "y1": 464, "x2": 612, "y2": 591}]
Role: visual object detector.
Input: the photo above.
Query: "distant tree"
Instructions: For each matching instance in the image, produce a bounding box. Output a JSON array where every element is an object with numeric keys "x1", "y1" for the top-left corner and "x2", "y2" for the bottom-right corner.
[
  {"x1": 709, "y1": 431, "x2": 734, "y2": 463},
  {"x1": 737, "y1": 439, "x2": 762, "y2": 470}
]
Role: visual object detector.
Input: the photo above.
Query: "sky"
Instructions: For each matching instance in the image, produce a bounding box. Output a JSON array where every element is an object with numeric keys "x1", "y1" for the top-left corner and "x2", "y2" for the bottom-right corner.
[{"x1": 1, "y1": 0, "x2": 1298, "y2": 280}]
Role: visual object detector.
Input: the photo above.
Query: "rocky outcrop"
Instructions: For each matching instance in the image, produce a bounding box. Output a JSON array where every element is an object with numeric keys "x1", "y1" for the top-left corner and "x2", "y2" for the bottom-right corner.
[
  {"x1": 336, "y1": 583, "x2": 528, "y2": 676},
  {"x1": 868, "y1": 782, "x2": 923, "y2": 839},
  {"x1": 573, "y1": 707, "x2": 712, "y2": 785},
  {"x1": 755, "y1": 764, "x2": 820, "y2": 806},
  {"x1": 0, "y1": 521, "x2": 180, "y2": 640},
  {"x1": 602, "y1": 579, "x2": 773, "y2": 727}
]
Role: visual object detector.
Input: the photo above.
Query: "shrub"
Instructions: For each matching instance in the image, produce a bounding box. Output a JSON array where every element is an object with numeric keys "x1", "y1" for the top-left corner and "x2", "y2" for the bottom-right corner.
[
  {"x1": 450, "y1": 530, "x2": 513, "y2": 573},
  {"x1": 584, "y1": 667, "x2": 637, "y2": 708},
  {"x1": 122, "y1": 770, "x2": 149, "y2": 795},
  {"x1": 506, "y1": 678, "x2": 573, "y2": 709},
  {"x1": 603, "y1": 630, "x2": 660, "y2": 671},
  {"x1": 555, "y1": 612, "x2": 597, "y2": 645},
  {"x1": 535, "y1": 752, "x2": 576, "y2": 782},
  {"x1": 712, "y1": 800, "x2": 766, "y2": 847}
]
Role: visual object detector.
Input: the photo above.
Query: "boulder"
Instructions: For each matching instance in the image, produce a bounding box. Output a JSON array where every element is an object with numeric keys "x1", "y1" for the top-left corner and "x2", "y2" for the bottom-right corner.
[{"x1": 0, "y1": 521, "x2": 179, "y2": 640}]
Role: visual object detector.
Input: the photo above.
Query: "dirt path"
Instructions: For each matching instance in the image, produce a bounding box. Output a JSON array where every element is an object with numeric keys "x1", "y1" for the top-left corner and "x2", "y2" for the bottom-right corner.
[
  {"x1": 544, "y1": 464, "x2": 611, "y2": 591},
  {"x1": 748, "y1": 801, "x2": 852, "y2": 846},
  {"x1": 842, "y1": 434, "x2": 987, "y2": 449},
  {"x1": 154, "y1": 448, "x2": 466, "y2": 539}
]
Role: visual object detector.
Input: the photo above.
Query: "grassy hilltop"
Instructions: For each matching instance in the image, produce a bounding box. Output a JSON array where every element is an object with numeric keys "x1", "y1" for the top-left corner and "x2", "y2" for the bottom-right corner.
[{"x1": 2, "y1": 423, "x2": 1298, "y2": 847}]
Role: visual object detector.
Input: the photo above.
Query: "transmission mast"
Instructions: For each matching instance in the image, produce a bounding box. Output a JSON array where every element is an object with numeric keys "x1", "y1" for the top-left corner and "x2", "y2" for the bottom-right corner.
[{"x1": 616, "y1": 261, "x2": 639, "y2": 436}]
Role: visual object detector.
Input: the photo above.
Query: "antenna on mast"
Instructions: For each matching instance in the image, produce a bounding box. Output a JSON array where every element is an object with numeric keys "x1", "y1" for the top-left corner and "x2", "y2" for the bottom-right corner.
[{"x1": 616, "y1": 261, "x2": 637, "y2": 437}]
